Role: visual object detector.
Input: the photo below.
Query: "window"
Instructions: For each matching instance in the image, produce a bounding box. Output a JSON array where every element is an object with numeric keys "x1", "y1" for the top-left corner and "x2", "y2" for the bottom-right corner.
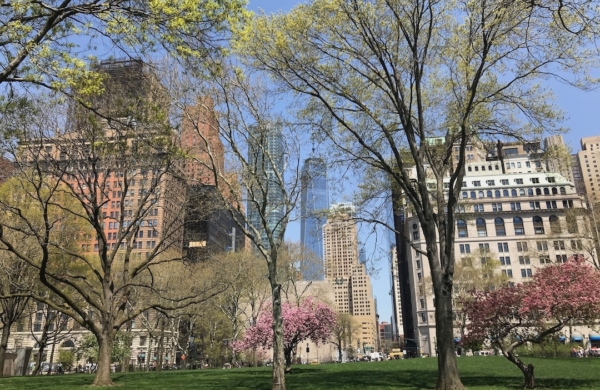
[
  {"x1": 519, "y1": 188, "x2": 526, "y2": 196},
  {"x1": 539, "y1": 256, "x2": 551, "y2": 264},
  {"x1": 547, "y1": 177, "x2": 556, "y2": 183},
  {"x1": 552, "y1": 187, "x2": 558, "y2": 195},
  {"x1": 560, "y1": 187, "x2": 566, "y2": 194},
  {"x1": 457, "y1": 219, "x2": 468, "y2": 238},
  {"x1": 556, "y1": 254, "x2": 568, "y2": 263},
  {"x1": 521, "y1": 269, "x2": 533, "y2": 278},
  {"x1": 495, "y1": 190, "x2": 501, "y2": 198},
  {"x1": 470, "y1": 191, "x2": 476, "y2": 199},
  {"x1": 495, "y1": 217, "x2": 506, "y2": 236},
  {"x1": 562, "y1": 200, "x2": 574, "y2": 208},
  {"x1": 487, "y1": 180, "x2": 495, "y2": 186},
  {"x1": 549, "y1": 215, "x2": 561, "y2": 234},
  {"x1": 109, "y1": 222, "x2": 114, "y2": 229},
  {"x1": 511, "y1": 189, "x2": 518, "y2": 197},
  {"x1": 536, "y1": 241, "x2": 548, "y2": 251},
  {"x1": 473, "y1": 204, "x2": 484, "y2": 212},
  {"x1": 487, "y1": 190, "x2": 493, "y2": 198},
  {"x1": 479, "y1": 243, "x2": 490, "y2": 252},
  {"x1": 502, "y1": 269, "x2": 513, "y2": 278},
  {"x1": 519, "y1": 256, "x2": 531, "y2": 265},
  {"x1": 531, "y1": 177, "x2": 539, "y2": 183},
  {"x1": 517, "y1": 242, "x2": 528, "y2": 252},
  {"x1": 459, "y1": 244, "x2": 471, "y2": 254},
  {"x1": 571, "y1": 240, "x2": 583, "y2": 250},
  {"x1": 33, "y1": 323, "x2": 42, "y2": 332},
  {"x1": 416, "y1": 260, "x2": 421, "y2": 269},
  {"x1": 498, "y1": 242, "x2": 509, "y2": 252},
  {"x1": 546, "y1": 201, "x2": 557, "y2": 209},
  {"x1": 528, "y1": 188, "x2": 534, "y2": 196},
  {"x1": 499, "y1": 256, "x2": 511, "y2": 265},
  {"x1": 492, "y1": 203, "x2": 503, "y2": 212},
  {"x1": 530, "y1": 201, "x2": 541, "y2": 209},
  {"x1": 501, "y1": 179, "x2": 509, "y2": 185},
  {"x1": 543, "y1": 188, "x2": 550, "y2": 195},
  {"x1": 413, "y1": 231, "x2": 420, "y2": 240},
  {"x1": 476, "y1": 218, "x2": 487, "y2": 237},
  {"x1": 513, "y1": 217, "x2": 525, "y2": 235},
  {"x1": 462, "y1": 191, "x2": 468, "y2": 199},
  {"x1": 536, "y1": 188, "x2": 542, "y2": 195},
  {"x1": 473, "y1": 181, "x2": 481, "y2": 187},
  {"x1": 510, "y1": 202, "x2": 521, "y2": 211},
  {"x1": 420, "y1": 313, "x2": 427, "y2": 323},
  {"x1": 553, "y1": 240, "x2": 565, "y2": 250},
  {"x1": 503, "y1": 190, "x2": 509, "y2": 197},
  {"x1": 533, "y1": 216, "x2": 545, "y2": 234},
  {"x1": 515, "y1": 179, "x2": 524, "y2": 184}
]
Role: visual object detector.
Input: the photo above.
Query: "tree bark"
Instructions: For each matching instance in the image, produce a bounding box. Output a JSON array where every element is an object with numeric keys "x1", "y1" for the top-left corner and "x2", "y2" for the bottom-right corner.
[
  {"x1": 0, "y1": 325, "x2": 11, "y2": 377},
  {"x1": 433, "y1": 271, "x2": 464, "y2": 390},
  {"x1": 504, "y1": 347, "x2": 535, "y2": 389},
  {"x1": 284, "y1": 347, "x2": 293, "y2": 374},
  {"x1": 270, "y1": 282, "x2": 286, "y2": 390},
  {"x1": 46, "y1": 341, "x2": 56, "y2": 375},
  {"x1": 32, "y1": 342, "x2": 46, "y2": 376},
  {"x1": 92, "y1": 331, "x2": 114, "y2": 387}
]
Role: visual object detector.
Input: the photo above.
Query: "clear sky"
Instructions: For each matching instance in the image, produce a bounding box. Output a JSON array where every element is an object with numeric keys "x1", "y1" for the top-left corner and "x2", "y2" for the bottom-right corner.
[{"x1": 245, "y1": 0, "x2": 600, "y2": 325}]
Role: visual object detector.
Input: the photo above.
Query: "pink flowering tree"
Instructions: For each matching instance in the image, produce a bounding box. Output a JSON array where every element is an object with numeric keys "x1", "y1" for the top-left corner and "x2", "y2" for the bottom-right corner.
[
  {"x1": 233, "y1": 297, "x2": 336, "y2": 373},
  {"x1": 462, "y1": 255, "x2": 600, "y2": 388}
]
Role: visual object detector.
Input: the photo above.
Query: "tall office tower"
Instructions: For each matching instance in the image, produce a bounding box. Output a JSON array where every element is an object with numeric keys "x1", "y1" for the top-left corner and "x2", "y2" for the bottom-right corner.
[
  {"x1": 576, "y1": 136, "x2": 600, "y2": 203},
  {"x1": 323, "y1": 203, "x2": 378, "y2": 352},
  {"x1": 300, "y1": 157, "x2": 329, "y2": 280},
  {"x1": 247, "y1": 123, "x2": 285, "y2": 248},
  {"x1": 389, "y1": 245, "x2": 403, "y2": 339}
]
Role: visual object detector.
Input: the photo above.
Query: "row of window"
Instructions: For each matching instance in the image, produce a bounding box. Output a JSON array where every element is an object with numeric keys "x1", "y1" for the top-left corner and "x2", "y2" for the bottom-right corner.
[
  {"x1": 456, "y1": 215, "x2": 578, "y2": 237},
  {"x1": 459, "y1": 240, "x2": 581, "y2": 254},
  {"x1": 466, "y1": 200, "x2": 574, "y2": 213},
  {"x1": 462, "y1": 186, "x2": 567, "y2": 199},
  {"x1": 466, "y1": 175, "x2": 554, "y2": 187}
]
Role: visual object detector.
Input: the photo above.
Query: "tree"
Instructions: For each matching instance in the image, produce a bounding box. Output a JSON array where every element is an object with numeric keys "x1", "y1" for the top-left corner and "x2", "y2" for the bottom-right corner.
[
  {"x1": 0, "y1": 0, "x2": 247, "y2": 92},
  {"x1": 462, "y1": 255, "x2": 600, "y2": 388},
  {"x1": 170, "y1": 64, "x2": 304, "y2": 389},
  {"x1": 233, "y1": 297, "x2": 336, "y2": 373},
  {"x1": 29, "y1": 299, "x2": 76, "y2": 375},
  {"x1": 329, "y1": 312, "x2": 360, "y2": 362},
  {"x1": 74, "y1": 331, "x2": 132, "y2": 366},
  {"x1": 450, "y1": 249, "x2": 508, "y2": 342},
  {"x1": 233, "y1": 1, "x2": 599, "y2": 388},
  {"x1": 0, "y1": 90, "x2": 234, "y2": 385}
]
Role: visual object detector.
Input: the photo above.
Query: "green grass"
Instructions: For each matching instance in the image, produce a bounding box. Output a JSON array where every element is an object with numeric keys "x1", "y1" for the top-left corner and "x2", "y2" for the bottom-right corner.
[{"x1": 0, "y1": 357, "x2": 599, "y2": 389}]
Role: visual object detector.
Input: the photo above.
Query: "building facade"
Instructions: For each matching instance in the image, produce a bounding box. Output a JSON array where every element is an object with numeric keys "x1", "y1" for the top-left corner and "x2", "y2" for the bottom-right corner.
[
  {"x1": 300, "y1": 157, "x2": 329, "y2": 280},
  {"x1": 323, "y1": 203, "x2": 378, "y2": 352},
  {"x1": 402, "y1": 160, "x2": 591, "y2": 356},
  {"x1": 576, "y1": 136, "x2": 600, "y2": 203},
  {"x1": 246, "y1": 123, "x2": 285, "y2": 248}
]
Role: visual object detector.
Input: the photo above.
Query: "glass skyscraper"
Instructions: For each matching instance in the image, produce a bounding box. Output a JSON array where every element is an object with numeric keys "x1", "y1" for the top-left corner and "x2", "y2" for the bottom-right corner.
[
  {"x1": 300, "y1": 157, "x2": 329, "y2": 280},
  {"x1": 247, "y1": 123, "x2": 285, "y2": 249}
]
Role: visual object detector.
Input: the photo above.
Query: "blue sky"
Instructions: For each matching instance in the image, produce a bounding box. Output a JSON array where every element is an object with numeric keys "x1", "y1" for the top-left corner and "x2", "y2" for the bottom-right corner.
[{"x1": 245, "y1": 0, "x2": 600, "y2": 325}]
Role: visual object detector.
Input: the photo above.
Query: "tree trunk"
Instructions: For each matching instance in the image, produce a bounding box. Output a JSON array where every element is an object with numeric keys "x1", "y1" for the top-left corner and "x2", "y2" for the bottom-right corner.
[
  {"x1": 0, "y1": 324, "x2": 11, "y2": 377},
  {"x1": 46, "y1": 341, "x2": 56, "y2": 375},
  {"x1": 270, "y1": 283, "x2": 286, "y2": 390},
  {"x1": 338, "y1": 343, "x2": 343, "y2": 362},
  {"x1": 433, "y1": 279, "x2": 464, "y2": 390},
  {"x1": 284, "y1": 347, "x2": 293, "y2": 374},
  {"x1": 32, "y1": 343, "x2": 46, "y2": 376},
  {"x1": 92, "y1": 331, "x2": 114, "y2": 387},
  {"x1": 504, "y1": 347, "x2": 535, "y2": 389}
]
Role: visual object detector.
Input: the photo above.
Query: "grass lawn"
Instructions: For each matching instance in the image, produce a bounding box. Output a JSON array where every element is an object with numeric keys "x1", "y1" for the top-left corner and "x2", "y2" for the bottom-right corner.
[{"x1": 0, "y1": 357, "x2": 599, "y2": 389}]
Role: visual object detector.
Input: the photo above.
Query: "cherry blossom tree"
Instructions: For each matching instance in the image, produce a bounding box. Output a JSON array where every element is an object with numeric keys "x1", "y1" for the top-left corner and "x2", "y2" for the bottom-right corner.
[
  {"x1": 462, "y1": 255, "x2": 600, "y2": 388},
  {"x1": 233, "y1": 297, "x2": 336, "y2": 373}
]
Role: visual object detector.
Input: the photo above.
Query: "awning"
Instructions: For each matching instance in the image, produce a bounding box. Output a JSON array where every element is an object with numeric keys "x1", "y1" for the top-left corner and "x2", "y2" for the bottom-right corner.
[
  {"x1": 558, "y1": 336, "x2": 566, "y2": 342},
  {"x1": 454, "y1": 337, "x2": 461, "y2": 343},
  {"x1": 571, "y1": 332, "x2": 583, "y2": 342},
  {"x1": 590, "y1": 332, "x2": 600, "y2": 342}
]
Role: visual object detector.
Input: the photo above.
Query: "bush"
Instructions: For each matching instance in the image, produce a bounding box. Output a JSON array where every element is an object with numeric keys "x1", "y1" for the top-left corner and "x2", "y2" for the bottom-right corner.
[{"x1": 517, "y1": 340, "x2": 573, "y2": 358}]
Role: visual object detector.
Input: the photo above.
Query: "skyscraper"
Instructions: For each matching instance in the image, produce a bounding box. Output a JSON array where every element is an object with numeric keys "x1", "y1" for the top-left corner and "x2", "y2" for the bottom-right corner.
[
  {"x1": 300, "y1": 157, "x2": 329, "y2": 280},
  {"x1": 247, "y1": 123, "x2": 285, "y2": 248}
]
